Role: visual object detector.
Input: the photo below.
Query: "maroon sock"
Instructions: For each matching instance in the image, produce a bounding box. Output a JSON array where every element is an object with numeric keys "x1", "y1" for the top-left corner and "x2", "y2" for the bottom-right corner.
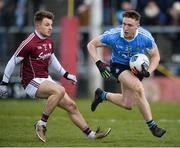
[
  {"x1": 41, "y1": 112, "x2": 49, "y2": 122},
  {"x1": 83, "y1": 127, "x2": 92, "y2": 136}
]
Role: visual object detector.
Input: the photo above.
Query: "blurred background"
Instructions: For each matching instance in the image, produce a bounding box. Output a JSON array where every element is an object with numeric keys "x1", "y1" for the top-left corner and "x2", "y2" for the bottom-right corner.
[{"x1": 0, "y1": 0, "x2": 180, "y2": 101}]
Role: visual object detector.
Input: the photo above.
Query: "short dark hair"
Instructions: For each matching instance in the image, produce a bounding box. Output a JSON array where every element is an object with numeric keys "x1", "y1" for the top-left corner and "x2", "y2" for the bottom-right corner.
[
  {"x1": 123, "y1": 10, "x2": 141, "y2": 21},
  {"x1": 34, "y1": 10, "x2": 54, "y2": 23}
]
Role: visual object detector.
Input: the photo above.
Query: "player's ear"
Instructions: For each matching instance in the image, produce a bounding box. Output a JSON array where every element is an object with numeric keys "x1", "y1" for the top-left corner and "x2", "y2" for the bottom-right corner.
[
  {"x1": 34, "y1": 22, "x2": 38, "y2": 27},
  {"x1": 136, "y1": 20, "x2": 140, "y2": 28},
  {"x1": 35, "y1": 22, "x2": 41, "y2": 29},
  {"x1": 137, "y1": 23, "x2": 140, "y2": 28}
]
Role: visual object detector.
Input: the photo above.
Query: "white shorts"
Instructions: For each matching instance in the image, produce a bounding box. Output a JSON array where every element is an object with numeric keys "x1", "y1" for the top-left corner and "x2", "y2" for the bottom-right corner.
[{"x1": 25, "y1": 76, "x2": 56, "y2": 98}]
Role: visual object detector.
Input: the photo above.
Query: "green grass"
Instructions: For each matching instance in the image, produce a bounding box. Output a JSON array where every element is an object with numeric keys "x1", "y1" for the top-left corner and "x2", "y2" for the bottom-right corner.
[{"x1": 0, "y1": 99, "x2": 180, "y2": 147}]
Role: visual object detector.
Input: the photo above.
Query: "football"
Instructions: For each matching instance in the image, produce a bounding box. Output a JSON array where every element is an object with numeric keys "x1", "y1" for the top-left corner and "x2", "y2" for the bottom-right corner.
[{"x1": 129, "y1": 53, "x2": 150, "y2": 72}]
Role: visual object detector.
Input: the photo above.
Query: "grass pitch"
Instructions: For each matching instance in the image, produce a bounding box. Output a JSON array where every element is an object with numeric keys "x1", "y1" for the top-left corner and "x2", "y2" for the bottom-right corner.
[{"x1": 0, "y1": 98, "x2": 180, "y2": 147}]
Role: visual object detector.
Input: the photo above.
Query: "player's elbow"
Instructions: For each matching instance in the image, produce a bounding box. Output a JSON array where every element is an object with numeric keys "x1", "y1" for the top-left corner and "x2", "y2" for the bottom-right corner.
[
  {"x1": 87, "y1": 42, "x2": 91, "y2": 51},
  {"x1": 87, "y1": 37, "x2": 99, "y2": 51},
  {"x1": 150, "y1": 52, "x2": 160, "y2": 65},
  {"x1": 154, "y1": 54, "x2": 160, "y2": 67},
  {"x1": 157, "y1": 54, "x2": 160, "y2": 64},
  {"x1": 155, "y1": 50, "x2": 160, "y2": 64},
  {"x1": 87, "y1": 41, "x2": 94, "y2": 52}
]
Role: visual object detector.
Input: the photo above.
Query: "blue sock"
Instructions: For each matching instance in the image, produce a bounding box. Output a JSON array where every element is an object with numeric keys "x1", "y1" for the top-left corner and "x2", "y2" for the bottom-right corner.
[
  {"x1": 146, "y1": 119, "x2": 156, "y2": 129},
  {"x1": 100, "y1": 91, "x2": 107, "y2": 101}
]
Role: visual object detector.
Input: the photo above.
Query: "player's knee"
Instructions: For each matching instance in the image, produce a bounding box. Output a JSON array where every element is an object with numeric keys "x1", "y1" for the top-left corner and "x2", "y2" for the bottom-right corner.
[
  {"x1": 68, "y1": 101, "x2": 78, "y2": 113},
  {"x1": 133, "y1": 83, "x2": 144, "y2": 98},
  {"x1": 122, "y1": 101, "x2": 133, "y2": 110},
  {"x1": 54, "y1": 86, "x2": 65, "y2": 99},
  {"x1": 124, "y1": 105, "x2": 133, "y2": 110},
  {"x1": 125, "y1": 106, "x2": 132, "y2": 110},
  {"x1": 122, "y1": 105, "x2": 132, "y2": 110}
]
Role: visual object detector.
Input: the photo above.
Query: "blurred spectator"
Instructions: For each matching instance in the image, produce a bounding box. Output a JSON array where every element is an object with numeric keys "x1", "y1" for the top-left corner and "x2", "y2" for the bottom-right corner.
[
  {"x1": 141, "y1": 1, "x2": 166, "y2": 25},
  {"x1": 14, "y1": 0, "x2": 27, "y2": 50},
  {"x1": 1, "y1": 0, "x2": 16, "y2": 28},
  {"x1": 156, "y1": 0, "x2": 175, "y2": 15},
  {"x1": 15, "y1": 0, "x2": 26, "y2": 29},
  {"x1": 168, "y1": 1, "x2": 180, "y2": 25},
  {"x1": 0, "y1": 0, "x2": 4, "y2": 26},
  {"x1": 0, "y1": 0, "x2": 17, "y2": 56},
  {"x1": 103, "y1": 0, "x2": 113, "y2": 26},
  {"x1": 0, "y1": 0, "x2": 6, "y2": 59},
  {"x1": 136, "y1": 0, "x2": 149, "y2": 14},
  {"x1": 1, "y1": 0, "x2": 27, "y2": 55},
  {"x1": 75, "y1": 0, "x2": 90, "y2": 26},
  {"x1": 115, "y1": 0, "x2": 133, "y2": 25},
  {"x1": 31, "y1": 0, "x2": 44, "y2": 14},
  {"x1": 75, "y1": 0, "x2": 91, "y2": 65},
  {"x1": 26, "y1": 0, "x2": 45, "y2": 26},
  {"x1": 0, "y1": 1, "x2": 4, "y2": 29},
  {"x1": 168, "y1": 1, "x2": 180, "y2": 56}
]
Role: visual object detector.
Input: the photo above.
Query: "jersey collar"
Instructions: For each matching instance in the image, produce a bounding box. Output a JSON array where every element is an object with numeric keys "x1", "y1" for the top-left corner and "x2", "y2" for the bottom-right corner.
[
  {"x1": 35, "y1": 30, "x2": 47, "y2": 40},
  {"x1": 120, "y1": 28, "x2": 139, "y2": 41}
]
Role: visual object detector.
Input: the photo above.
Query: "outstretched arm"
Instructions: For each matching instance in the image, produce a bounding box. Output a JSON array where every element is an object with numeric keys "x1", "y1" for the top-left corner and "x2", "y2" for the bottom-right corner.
[
  {"x1": 87, "y1": 36, "x2": 105, "y2": 63},
  {"x1": 0, "y1": 55, "x2": 23, "y2": 97},
  {"x1": 2, "y1": 55, "x2": 23, "y2": 83},
  {"x1": 87, "y1": 37, "x2": 111, "y2": 79},
  {"x1": 49, "y1": 53, "x2": 77, "y2": 84},
  {"x1": 49, "y1": 53, "x2": 66, "y2": 76}
]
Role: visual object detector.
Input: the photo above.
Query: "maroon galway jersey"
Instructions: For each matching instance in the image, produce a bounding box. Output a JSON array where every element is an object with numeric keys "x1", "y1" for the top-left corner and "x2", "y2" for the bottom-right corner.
[{"x1": 15, "y1": 32, "x2": 54, "y2": 87}]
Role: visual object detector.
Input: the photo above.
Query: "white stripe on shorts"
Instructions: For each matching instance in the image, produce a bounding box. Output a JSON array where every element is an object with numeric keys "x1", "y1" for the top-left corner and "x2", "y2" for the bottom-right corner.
[{"x1": 30, "y1": 80, "x2": 40, "y2": 88}]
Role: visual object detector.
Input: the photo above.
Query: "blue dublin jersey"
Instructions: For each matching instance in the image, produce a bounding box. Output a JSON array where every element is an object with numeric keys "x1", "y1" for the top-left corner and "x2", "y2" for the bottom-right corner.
[{"x1": 99, "y1": 26, "x2": 157, "y2": 65}]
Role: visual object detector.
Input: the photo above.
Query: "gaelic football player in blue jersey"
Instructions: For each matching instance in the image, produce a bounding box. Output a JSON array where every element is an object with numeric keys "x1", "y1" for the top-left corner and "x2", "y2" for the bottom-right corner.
[{"x1": 87, "y1": 10, "x2": 166, "y2": 138}]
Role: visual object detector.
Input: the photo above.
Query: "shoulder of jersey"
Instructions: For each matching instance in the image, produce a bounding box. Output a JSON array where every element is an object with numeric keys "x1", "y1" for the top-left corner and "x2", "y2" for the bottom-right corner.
[
  {"x1": 138, "y1": 27, "x2": 154, "y2": 40},
  {"x1": 104, "y1": 26, "x2": 122, "y2": 35}
]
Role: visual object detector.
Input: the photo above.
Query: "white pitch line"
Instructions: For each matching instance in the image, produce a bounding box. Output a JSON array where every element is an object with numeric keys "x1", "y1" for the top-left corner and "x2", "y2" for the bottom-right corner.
[
  {"x1": 1, "y1": 116, "x2": 180, "y2": 123},
  {"x1": 89, "y1": 118, "x2": 180, "y2": 123}
]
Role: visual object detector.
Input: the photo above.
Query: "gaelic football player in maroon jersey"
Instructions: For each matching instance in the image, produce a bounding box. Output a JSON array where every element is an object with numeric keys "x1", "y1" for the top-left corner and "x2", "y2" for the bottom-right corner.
[{"x1": 0, "y1": 10, "x2": 111, "y2": 142}]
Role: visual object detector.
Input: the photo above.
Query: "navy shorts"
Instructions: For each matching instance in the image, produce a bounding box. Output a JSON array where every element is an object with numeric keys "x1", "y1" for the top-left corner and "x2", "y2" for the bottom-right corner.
[{"x1": 110, "y1": 62, "x2": 143, "y2": 81}]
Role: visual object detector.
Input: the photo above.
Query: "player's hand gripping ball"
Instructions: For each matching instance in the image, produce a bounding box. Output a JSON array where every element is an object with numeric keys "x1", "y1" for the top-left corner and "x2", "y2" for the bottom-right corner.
[{"x1": 129, "y1": 53, "x2": 150, "y2": 75}]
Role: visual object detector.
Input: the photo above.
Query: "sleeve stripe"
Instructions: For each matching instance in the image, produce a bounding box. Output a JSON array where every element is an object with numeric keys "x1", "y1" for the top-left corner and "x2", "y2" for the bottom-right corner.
[{"x1": 15, "y1": 33, "x2": 35, "y2": 56}]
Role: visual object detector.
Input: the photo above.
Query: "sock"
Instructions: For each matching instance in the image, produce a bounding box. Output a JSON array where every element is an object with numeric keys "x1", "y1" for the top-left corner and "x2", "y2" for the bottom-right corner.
[
  {"x1": 83, "y1": 127, "x2": 91, "y2": 136},
  {"x1": 40, "y1": 112, "x2": 49, "y2": 126},
  {"x1": 101, "y1": 91, "x2": 107, "y2": 101},
  {"x1": 146, "y1": 119, "x2": 156, "y2": 129},
  {"x1": 87, "y1": 131, "x2": 96, "y2": 139},
  {"x1": 83, "y1": 127, "x2": 96, "y2": 139},
  {"x1": 38, "y1": 120, "x2": 47, "y2": 126}
]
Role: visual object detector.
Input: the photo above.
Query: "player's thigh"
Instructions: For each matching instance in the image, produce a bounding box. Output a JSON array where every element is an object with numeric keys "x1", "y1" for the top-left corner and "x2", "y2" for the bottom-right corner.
[
  {"x1": 118, "y1": 70, "x2": 143, "y2": 92},
  {"x1": 36, "y1": 80, "x2": 65, "y2": 98}
]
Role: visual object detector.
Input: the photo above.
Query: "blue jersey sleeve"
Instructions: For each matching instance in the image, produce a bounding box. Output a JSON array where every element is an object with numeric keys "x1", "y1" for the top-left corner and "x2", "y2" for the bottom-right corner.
[
  {"x1": 99, "y1": 31, "x2": 111, "y2": 45},
  {"x1": 139, "y1": 27, "x2": 157, "y2": 50},
  {"x1": 99, "y1": 27, "x2": 121, "y2": 46},
  {"x1": 145, "y1": 35, "x2": 157, "y2": 54},
  {"x1": 140, "y1": 28, "x2": 157, "y2": 53},
  {"x1": 146, "y1": 38, "x2": 154, "y2": 48}
]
